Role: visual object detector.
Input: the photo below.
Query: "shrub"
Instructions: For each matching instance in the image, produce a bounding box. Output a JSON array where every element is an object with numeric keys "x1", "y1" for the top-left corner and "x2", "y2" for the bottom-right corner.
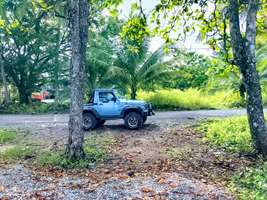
[
  {"x1": 138, "y1": 89, "x2": 242, "y2": 110},
  {"x1": 36, "y1": 134, "x2": 115, "y2": 169},
  {"x1": 1, "y1": 146, "x2": 35, "y2": 160},
  {"x1": 231, "y1": 162, "x2": 267, "y2": 200},
  {"x1": 0, "y1": 102, "x2": 69, "y2": 114},
  {"x1": 199, "y1": 117, "x2": 253, "y2": 153},
  {"x1": 0, "y1": 129, "x2": 16, "y2": 143}
]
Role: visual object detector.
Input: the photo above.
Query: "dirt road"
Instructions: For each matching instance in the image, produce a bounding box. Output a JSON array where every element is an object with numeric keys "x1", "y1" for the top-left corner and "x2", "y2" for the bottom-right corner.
[{"x1": 0, "y1": 109, "x2": 249, "y2": 128}]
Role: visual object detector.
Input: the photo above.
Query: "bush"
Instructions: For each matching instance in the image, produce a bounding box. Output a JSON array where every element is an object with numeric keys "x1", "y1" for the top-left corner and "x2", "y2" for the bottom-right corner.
[
  {"x1": 1, "y1": 146, "x2": 35, "y2": 160},
  {"x1": 36, "y1": 150, "x2": 105, "y2": 169},
  {"x1": 231, "y1": 162, "x2": 267, "y2": 200},
  {"x1": 0, "y1": 102, "x2": 69, "y2": 114},
  {"x1": 199, "y1": 117, "x2": 253, "y2": 153},
  {"x1": 36, "y1": 134, "x2": 115, "y2": 169},
  {"x1": 138, "y1": 89, "x2": 243, "y2": 110},
  {"x1": 0, "y1": 129, "x2": 16, "y2": 143}
]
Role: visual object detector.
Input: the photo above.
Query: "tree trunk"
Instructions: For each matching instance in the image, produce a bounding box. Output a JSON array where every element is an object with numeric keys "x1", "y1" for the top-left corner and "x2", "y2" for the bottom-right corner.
[
  {"x1": 54, "y1": 26, "x2": 61, "y2": 105},
  {"x1": 0, "y1": 55, "x2": 11, "y2": 105},
  {"x1": 66, "y1": 0, "x2": 89, "y2": 160},
  {"x1": 130, "y1": 84, "x2": 137, "y2": 100},
  {"x1": 19, "y1": 90, "x2": 30, "y2": 104},
  {"x1": 229, "y1": 0, "x2": 267, "y2": 155}
]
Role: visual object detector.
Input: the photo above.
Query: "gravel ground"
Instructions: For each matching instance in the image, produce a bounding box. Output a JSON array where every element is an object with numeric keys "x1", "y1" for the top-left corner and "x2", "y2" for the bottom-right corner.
[{"x1": 0, "y1": 164, "x2": 231, "y2": 200}]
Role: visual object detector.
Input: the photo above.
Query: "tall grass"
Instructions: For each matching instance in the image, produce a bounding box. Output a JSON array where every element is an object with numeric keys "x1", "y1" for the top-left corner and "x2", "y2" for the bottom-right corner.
[
  {"x1": 199, "y1": 117, "x2": 253, "y2": 153},
  {"x1": 232, "y1": 162, "x2": 267, "y2": 200},
  {"x1": 138, "y1": 89, "x2": 243, "y2": 110}
]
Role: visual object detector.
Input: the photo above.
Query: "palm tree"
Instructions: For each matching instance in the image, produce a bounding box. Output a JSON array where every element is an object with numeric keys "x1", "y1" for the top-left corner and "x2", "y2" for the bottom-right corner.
[{"x1": 109, "y1": 41, "x2": 167, "y2": 99}]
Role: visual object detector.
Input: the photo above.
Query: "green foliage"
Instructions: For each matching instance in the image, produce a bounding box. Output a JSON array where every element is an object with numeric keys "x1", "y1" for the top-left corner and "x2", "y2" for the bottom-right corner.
[
  {"x1": 120, "y1": 16, "x2": 149, "y2": 48},
  {"x1": 165, "y1": 51, "x2": 210, "y2": 90},
  {"x1": 109, "y1": 39, "x2": 168, "y2": 99},
  {"x1": 85, "y1": 16, "x2": 122, "y2": 94},
  {"x1": 36, "y1": 134, "x2": 115, "y2": 169},
  {"x1": 0, "y1": 129, "x2": 16, "y2": 143},
  {"x1": 151, "y1": 0, "x2": 267, "y2": 59},
  {"x1": 0, "y1": 0, "x2": 69, "y2": 104},
  {"x1": 205, "y1": 59, "x2": 241, "y2": 92},
  {"x1": 0, "y1": 102, "x2": 69, "y2": 114},
  {"x1": 231, "y1": 162, "x2": 267, "y2": 200},
  {"x1": 138, "y1": 89, "x2": 243, "y2": 110},
  {"x1": 1, "y1": 146, "x2": 35, "y2": 160},
  {"x1": 36, "y1": 150, "x2": 105, "y2": 169},
  {"x1": 199, "y1": 117, "x2": 253, "y2": 153}
]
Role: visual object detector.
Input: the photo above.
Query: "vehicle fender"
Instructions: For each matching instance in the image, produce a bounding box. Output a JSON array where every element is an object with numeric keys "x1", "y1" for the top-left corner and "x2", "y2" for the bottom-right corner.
[
  {"x1": 83, "y1": 107, "x2": 100, "y2": 119},
  {"x1": 121, "y1": 106, "x2": 145, "y2": 118}
]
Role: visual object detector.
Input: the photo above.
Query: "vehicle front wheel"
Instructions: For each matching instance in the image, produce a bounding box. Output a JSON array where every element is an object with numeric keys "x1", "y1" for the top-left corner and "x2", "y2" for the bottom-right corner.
[
  {"x1": 83, "y1": 113, "x2": 97, "y2": 130},
  {"x1": 124, "y1": 112, "x2": 143, "y2": 130}
]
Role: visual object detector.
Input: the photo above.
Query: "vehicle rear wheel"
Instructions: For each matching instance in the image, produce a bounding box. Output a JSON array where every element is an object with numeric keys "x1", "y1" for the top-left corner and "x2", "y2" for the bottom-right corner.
[
  {"x1": 124, "y1": 112, "x2": 143, "y2": 130},
  {"x1": 83, "y1": 113, "x2": 97, "y2": 130}
]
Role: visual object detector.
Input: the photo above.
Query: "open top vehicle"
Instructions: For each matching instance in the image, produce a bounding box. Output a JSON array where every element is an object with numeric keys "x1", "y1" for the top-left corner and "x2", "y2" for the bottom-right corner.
[{"x1": 82, "y1": 89, "x2": 154, "y2": 130}]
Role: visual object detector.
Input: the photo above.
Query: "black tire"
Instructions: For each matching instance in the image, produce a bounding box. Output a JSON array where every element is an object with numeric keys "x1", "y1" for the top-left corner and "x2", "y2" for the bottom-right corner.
[
  {"x1": 143, "y1": 116, "x2": 147, "y2": 123},
  {"x1": 98, "y1": 120, "x2": 106, "y2": 126},
  {"x1": 83, "y1": 113, "x2": 97, "y2": 130},
  {"x1": 124, "y1": 112, "x2": 143, "y2": 130}
]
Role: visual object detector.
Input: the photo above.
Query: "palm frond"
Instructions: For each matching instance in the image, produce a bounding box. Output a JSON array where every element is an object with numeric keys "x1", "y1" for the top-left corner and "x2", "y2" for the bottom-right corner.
[{"x1": 137, "y1": 46, "x2": 164, "y2": 77}]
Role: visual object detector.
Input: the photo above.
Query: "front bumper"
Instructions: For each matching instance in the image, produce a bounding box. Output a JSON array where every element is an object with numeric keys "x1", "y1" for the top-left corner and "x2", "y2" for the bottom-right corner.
[
  {"x1": 147, "y1": 104, "x2": 155, "y2": 116},
  {"x1": 143, "y1": 103, "x2": 155, "y2": 116},
  {"x1": 149, "y1": 108, "x2": 155, "y2": 116}
]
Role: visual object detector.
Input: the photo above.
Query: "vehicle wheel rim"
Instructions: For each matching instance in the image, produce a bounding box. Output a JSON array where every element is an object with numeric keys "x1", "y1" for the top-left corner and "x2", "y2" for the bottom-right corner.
[
  {"x1": 84, "y1": 117, "x2": 92, "y2": 129},
  {"x1": 128, "y1": 116, "x2": 138, "y2": 128}
]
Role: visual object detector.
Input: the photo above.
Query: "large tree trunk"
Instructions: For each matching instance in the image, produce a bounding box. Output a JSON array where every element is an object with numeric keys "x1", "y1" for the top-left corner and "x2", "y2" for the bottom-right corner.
[
  {"x1": 229, "y1": 0, "x2": 267, "y2": 155},
  {"x1": 0, "y1": 55, "x2": 11, "y2": 105},
  {"x1": 66, "y1": 0, "x2": 89, "y2": 160}
]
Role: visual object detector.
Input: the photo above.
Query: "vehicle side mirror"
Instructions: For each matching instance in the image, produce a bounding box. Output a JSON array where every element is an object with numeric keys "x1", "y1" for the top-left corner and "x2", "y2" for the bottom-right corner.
[{"x1": 111, "y1": 97, "x2": 117, "y2": 102}]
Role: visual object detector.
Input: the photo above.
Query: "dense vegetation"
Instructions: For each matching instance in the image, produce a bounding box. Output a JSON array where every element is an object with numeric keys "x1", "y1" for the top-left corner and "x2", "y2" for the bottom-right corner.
[
  {"x1": 138, "y1": 89, "x2": 243, "y2": 110},
  {"x1": 199, "y1": 117, "x2": 266, "y2": 199},
  {"x1": 1, "y1": 1, "x2": 266, "y2": 111}
]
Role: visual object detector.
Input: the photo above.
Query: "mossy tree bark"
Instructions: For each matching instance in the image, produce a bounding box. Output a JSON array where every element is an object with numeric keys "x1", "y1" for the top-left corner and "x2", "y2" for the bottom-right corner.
[
  {"x1": 229, "y1": 0, "x2": 267, "y2": 155},
  {"x1": 66, "y1": 0, "x2": 89, "y2": 160}
]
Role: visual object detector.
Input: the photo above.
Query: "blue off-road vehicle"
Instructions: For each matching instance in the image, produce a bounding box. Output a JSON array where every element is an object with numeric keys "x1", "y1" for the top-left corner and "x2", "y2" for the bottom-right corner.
[{"x1": 82, "y1": 89, "x2": 154, "y2": 130}]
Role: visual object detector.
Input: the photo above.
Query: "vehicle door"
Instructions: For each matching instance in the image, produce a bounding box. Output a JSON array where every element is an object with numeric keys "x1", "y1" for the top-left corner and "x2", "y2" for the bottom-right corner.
[{"x1": 97, "y1": 91, "x2": 120, "y2": 117}]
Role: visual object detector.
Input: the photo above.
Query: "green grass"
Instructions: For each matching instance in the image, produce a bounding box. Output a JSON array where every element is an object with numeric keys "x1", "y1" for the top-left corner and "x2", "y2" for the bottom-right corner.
[
  {"x1": 0, "y1": 129, "x2": 16, "y2": 143},
  {"x1": 1, "y1": 146, "x2": 35, "y2": 160},
  {"x1": 138, "y1": 89, "x2": 243, "y2": 110},
  {"x1": 36, "y1": 134, "x2": 116, "y2": 169},
  {"x1": 231, "y1": 162, "x2": 267, "y2": 200},
  {"x1": 198, "y1": 116, "x2": 253, "y2": 153},
  {"x1": 199, "y1": 117, "x2": 266, "y2": 199}
]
